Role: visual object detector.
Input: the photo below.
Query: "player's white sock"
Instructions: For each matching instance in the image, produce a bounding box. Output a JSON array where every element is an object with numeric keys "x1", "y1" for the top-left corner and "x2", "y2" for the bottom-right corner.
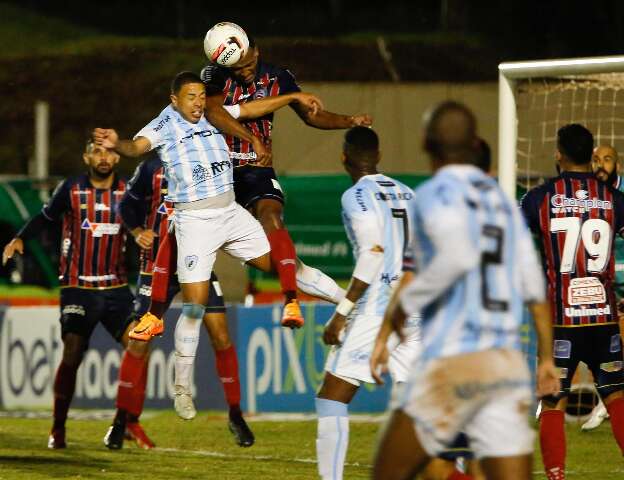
[
  {"x1": 174, "y1": 303, "x2": 204, "y2": 391},
  {"x1": 316, "y1": 398, "x2": 349, "y2": 480},
  {"x1": 296, "y1": 260, "x2": 346, "y2": 304}
]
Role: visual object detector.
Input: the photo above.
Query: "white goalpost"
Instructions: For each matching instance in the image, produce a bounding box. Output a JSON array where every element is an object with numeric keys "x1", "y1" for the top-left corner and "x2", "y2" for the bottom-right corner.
[{"x1": 498, "y1": 54, "x2": 624, "y2": 198}]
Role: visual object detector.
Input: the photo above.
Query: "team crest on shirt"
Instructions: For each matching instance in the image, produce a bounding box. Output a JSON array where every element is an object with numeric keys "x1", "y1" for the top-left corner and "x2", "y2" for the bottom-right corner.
[
  {"x1": 253, "y1": 88, "x2": 268, "y2": 100},
  {"x1": 81, "y1": 218, "x2": 121, "y2": 237},
  {"x1": 185, "y1": 255, "x2": 199, "y2": 270}
]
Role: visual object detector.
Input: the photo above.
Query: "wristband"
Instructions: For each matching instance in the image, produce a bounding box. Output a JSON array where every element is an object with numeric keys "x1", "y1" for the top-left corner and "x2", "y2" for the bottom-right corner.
[{"x1": 336, "y1": 298, "x2": 355, "y2": 317}]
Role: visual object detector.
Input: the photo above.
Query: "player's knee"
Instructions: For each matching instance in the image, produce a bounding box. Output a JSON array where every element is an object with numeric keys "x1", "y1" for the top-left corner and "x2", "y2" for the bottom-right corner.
[
  {"x1": 210, "y1": 333, "x2": 231, "y2": 350},
  {"x1": 61, "y1": 339, "x2": 86, "y2": 367},
  {"x1": 182, "y1": 303, "x2": 205, "y2": 320}
]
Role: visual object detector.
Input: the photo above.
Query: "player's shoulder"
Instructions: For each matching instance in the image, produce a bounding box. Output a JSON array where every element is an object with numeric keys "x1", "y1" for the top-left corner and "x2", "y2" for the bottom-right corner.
[
  {"x1": 341, "y1": 181, "x2": 374, "y2": 213},
  {"x1": 258, "y1": 61, "x2": 297, "y2": 81},
  {"x1": 521, "y1": 177, "x2": 556, "y2": 208}
]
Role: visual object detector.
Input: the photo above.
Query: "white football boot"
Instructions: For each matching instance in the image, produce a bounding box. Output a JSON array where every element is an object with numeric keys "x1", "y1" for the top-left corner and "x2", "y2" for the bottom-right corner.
[{"x1": 581, "y1": 401, "x2": 608, "y2": 431}]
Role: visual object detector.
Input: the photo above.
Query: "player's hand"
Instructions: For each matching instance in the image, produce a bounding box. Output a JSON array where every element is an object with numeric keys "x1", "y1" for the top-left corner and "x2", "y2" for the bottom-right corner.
[
  {"x1": 349, "y1": 114, "x2": 373, "y2": 127},
  {"x1": 323, "y1": 312, "x2": 347, "y2": 345},
  {"x1": 251, "y1": 137, "x2": 272, "y2": 167},
  {"x1": 92, "y1": 128, "x2": 119, "y2": 149},
  {"x1": 536, "y1": 359, "x2": 560, "y2": 398},
  {"x1": 292, "y1": 93, "x2": 324, "y2": 116},
  {"x1": 370, "y1": 338, "x2": 390, "y2": 385},
  {"x1": 2, "y1": 238, "x2": 24, "y2": 266},
  {"x1": 132, "y1": 228, "x2": 156, "y2": 250}
]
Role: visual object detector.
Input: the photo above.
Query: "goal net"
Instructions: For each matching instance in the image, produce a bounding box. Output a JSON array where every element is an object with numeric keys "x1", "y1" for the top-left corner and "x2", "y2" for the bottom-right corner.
[
  {"x1": 499, "y1": 56, "x2": 624, "y2": 419},
  {"x1": 498, "y1": 55, "x2": 624, "y2": 196}
]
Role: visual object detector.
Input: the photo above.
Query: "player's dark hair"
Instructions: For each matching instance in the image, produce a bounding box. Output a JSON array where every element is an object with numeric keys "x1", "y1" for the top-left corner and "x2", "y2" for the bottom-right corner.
[
  {"x1": 474, "y1": 137, "x2": 491, "y2": 173},
  {"x1": 424, "y1": 101, "x2": 477, "y2": 164},
  {"x1": 557, "y1": 123, "x2": 594, "y2": 165},
  {"x1": 171, "y1": 71, "x2": 204, "y2": 95},
  {"x1": 343, "y1": 127, "x2": 379, "y2": 166}
]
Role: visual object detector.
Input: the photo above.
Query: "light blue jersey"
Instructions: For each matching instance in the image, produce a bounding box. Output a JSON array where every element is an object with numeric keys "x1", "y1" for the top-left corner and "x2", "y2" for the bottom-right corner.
[
  {"x1": 135, "y1": 104, "x2": 233, "y2": 203},
  {"x1": 342, "y1": 174, "x2": 415, "y2": 316},
  {"x1": 400, "y1": 165, "x2": 545, "y2": 364}
]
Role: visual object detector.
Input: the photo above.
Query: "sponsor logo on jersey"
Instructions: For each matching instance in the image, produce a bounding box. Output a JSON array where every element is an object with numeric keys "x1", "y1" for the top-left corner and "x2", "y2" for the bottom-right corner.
[
  {"x1": 375, "y1": 191, "x2": 413, "y2": 201},
  {"x1": 62, "y1": 304, "x2": 86, "y2": 316},
  {"x1": 78, "y1": 274, "x2": 118, "y2": 282},
  {"x1": 81, "y1": 219, "x2": 121, "y2": 237},
  {"x1": 551, "y1": 190, "x2": 612, "y2": 214},
  {"x1": 72, "y1": 190, "x2": 93, "y2": 195},
  {"x1": 153, "y1": 115, "x2": 171, "y2": 132},
  {"x1": 94, "y1": 203, "x2": 110, "y2": 211},
  {"x1": 568, "y1": 277, "x2": 606, "y2": 305},
  {"x1": 564, "y1": 304, "x2": 612, "y2": 318},
  {"x1": 179, "y1": 128, "x2": 221, "y2": 143}
]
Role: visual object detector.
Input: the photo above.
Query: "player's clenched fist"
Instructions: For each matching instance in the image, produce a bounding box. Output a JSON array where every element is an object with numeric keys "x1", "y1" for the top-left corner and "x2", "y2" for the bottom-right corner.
[
  {"x1": 92, "y1": 128, "x2": 119, "y2": 150},
  {"x1": 2, "y1": 238, "x2": 23, "y2": 266}
]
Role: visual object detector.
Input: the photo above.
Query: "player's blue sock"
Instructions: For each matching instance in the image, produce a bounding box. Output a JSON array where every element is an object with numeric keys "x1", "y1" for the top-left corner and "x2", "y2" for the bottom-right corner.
[{"x1": 316, "y1": 398, "x2": 349, "y2": 480}]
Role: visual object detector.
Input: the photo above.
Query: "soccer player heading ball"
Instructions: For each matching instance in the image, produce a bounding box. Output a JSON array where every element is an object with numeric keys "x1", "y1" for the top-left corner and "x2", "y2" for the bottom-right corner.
[{"x1": 201, "y1": 22, "x2": 373, "y2": 327}]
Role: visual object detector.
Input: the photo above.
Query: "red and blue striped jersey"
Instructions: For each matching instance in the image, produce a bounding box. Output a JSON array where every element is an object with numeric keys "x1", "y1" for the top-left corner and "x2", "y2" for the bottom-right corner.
[
  {"x1": 119, "y1": 156, "x2": 173, "y2": 275},
  {"x1": 42, "y1": 174, "x2": 128, "y2": 289},
  {"x1": 209, "y1": 61, "x2": 300, "y2": 166},
  {"x1": 521, "y1": 171, "x2": 624, "y2": 326}
]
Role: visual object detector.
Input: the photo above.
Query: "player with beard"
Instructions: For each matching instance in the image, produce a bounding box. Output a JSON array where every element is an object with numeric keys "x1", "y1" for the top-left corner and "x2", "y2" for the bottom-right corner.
[
  {"x1": 582, "y1": 145, "x2": 624, "y2": 431},
  {"x1": 2, "y1": 141, "x2": 142, "y2": 449},
  {"x1": 201, "y1": 27, "x2": 370, "y2": 329}
]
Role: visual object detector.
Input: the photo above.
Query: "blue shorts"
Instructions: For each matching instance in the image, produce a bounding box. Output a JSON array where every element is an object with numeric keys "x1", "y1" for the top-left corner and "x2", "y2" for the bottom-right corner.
[{"x1": 233, "y1": 166, "x2": 284, "y2": 209}]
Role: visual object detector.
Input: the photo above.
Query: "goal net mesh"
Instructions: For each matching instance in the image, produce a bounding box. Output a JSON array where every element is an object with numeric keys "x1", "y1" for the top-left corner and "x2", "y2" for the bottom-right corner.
[{"x1": 516, "y1": 73, "x2": 624, "y2": 190}]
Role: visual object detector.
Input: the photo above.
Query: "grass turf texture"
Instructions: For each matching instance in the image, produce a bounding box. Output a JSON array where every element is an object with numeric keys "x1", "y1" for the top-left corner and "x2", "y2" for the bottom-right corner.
[{"x1": 1, "y1": 412, "x2": 624, "y2": 479}]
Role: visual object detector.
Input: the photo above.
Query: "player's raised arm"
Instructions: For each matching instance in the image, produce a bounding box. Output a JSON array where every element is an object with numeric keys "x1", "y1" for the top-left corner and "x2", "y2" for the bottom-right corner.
[
  {"x1": 92, "y1": 128, "x2": 151, "y2": 158},
  {"x1": 234, "y1": 92, "x2": 323, "y2": 120}
]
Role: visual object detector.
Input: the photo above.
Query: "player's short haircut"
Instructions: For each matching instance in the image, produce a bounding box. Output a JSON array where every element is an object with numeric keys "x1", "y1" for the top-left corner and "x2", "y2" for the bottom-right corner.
[
  {"x1": 557, "y1": 123, "x2": 594, "y2": 165},
  {"x1": 423, "y1": 101, "x2": 477, "y2": 163},
  {"x1": 171, "y1": 71, "x2": 204, "y2": 95},
  {"x1": 474, "y1": 137, "x2": 491, "y2": 173},
  {"x1": 343, "y1": 127, "x2": 379, "y2": 165}
]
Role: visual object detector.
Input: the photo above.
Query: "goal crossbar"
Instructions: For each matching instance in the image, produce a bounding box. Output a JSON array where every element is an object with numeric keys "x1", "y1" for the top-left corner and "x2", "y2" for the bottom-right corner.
[{"x1": 498, "y1": 55, "x2": 624, "y2": 198}]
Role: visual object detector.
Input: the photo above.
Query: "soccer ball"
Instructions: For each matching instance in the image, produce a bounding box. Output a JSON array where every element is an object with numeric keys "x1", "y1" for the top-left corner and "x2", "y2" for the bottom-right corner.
[{"x1": 203, "y1": 22, "x2": 249, "y2": 67}]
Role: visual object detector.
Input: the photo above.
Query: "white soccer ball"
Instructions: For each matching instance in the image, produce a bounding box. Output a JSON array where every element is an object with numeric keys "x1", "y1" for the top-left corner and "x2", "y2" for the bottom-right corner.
[{"x1": 203, "y1": 22, "x2": 249, "y2": 67}]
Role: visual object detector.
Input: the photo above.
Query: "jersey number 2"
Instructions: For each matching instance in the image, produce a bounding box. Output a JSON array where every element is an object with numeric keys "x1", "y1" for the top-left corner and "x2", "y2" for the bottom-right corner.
[
  {"x1": 481, "y1": 225, "x2": 509, "y2": 312},
  {"x1": 550, "y1": 217, "x2": 611, "y2": 273}
]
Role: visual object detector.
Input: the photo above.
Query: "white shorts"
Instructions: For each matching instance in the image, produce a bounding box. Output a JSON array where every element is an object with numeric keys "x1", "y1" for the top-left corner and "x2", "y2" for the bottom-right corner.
[
  {"x1": 400, "y1": 349, "x2": 534, "y2": 459},
  {"x1": 324, "y1": 314, "x2": 421, "y2": 386},
  {"x1": 174, "y1": 202, "x2": 270, "y2": 283}
]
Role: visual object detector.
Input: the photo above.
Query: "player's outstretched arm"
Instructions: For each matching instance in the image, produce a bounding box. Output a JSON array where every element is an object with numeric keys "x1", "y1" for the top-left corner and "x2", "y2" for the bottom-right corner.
[
  {"x1": 530, "y1": 301, "x2": 560, "y2": 397},
  {"x1": 92, "y1": 128, "x2": 151, "y2": 158},
  {"x1": 204, "y1": 96, "x2": 270, "y2": 165},
  {"x1": 290, "y1": 101, "x2": 373, "y2": 130},
  {"x1": 237, "y1": 92, "x2": 323, "y2": 120}
]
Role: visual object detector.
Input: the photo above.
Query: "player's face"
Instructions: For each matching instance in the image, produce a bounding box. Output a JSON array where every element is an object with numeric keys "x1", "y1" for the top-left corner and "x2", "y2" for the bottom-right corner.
[
  {"x1": 229, "y1": 47, "x2": 258, "y2": 85},
  {"x1": 83, "y1": 145, "x2": 119, "y2": 178},
  {"x1": 592, "y1": 146, "x2": 619, "y2": 183},
  {"x1": 171, "y1": 82, "x2": 206, "y2": 123}
]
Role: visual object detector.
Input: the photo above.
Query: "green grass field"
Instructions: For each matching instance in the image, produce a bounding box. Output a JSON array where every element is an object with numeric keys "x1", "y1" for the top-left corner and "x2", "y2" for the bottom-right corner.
[{"x1": 1, "y1": 411, "x2": 624, "y2": 479}]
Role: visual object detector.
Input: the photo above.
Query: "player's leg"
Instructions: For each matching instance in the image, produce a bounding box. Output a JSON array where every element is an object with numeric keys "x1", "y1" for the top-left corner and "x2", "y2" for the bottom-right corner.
[
  {"x1": 223, "y1": 202, "x2": 303, "y2": 328},
  {"x1": 252, "y1": 197, "x2": 298, "y2": 301},
  {"x1": 589, "y1": 323, "x2": 624, "y2": 454},
  {"x1": 130, "y1": 229, "x2": 177, "y2": 340},
  {"x1": 102, "y1": 286, "x2": 155, "y2": 449},
  {"x1": 49, "y1": 288, "x2": 95, "y2": 449},
  {"x1": 478, "y1": 455, "x2": 532, "y2": 480},
  {"x1": 174, "y1": 283, "x2": 211, "y2": 420},
  {"x1": 373, "y1": 408, "x2": 430, "y2": 480},
  {"x1": 295, "y1": 258, "x2": 346, "y2": 304},
  {"x1": 315, "y1": 373, "x2": 359, "y2": 480},
  {"x1": 539, "y1": 326, "x2": 576, "y2": 480},
  {"x1": 202, "y1": 281, "x2": 254, "y2": 446}
]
